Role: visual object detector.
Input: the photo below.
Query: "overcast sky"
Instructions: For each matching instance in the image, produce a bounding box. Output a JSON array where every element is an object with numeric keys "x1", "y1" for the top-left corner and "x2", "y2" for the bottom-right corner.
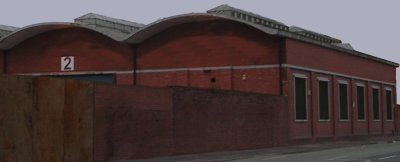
[{"x1": 1, "y1": 0, "x2": 400, "y2": 102}]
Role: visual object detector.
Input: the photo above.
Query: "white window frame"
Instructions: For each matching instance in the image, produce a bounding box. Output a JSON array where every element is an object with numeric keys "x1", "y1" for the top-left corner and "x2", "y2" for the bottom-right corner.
[
  {"x1": 317, "y1": 77, "x2": 330, "y2": 122},
  {"x1": 356, "y1": 83, "x2": 366, "y2": 122},
  {"x1": 338, "y1": 80, "x2": 349, "y2": 122},
  {"x1": 385, "y1": 87, "x2": 394, "y2": 121},
  {"x1": 294, "y1": 74, "x2": 308, "y2": 122},
  {"x1": 371, "y1": 85, "x2": 381, "y2": 121}
]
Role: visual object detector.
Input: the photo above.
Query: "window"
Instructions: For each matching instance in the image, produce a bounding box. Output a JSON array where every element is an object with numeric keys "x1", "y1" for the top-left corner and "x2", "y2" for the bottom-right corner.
[
  {"x1": 386, "y1": 89, "x2": 393, "y2": 121},
  {"x1": 318, "y1": 80, "x2": 329, "y2": 121},
  {"x1": 372, "y1": 88, "x2": 380, "y2": 121},
  {"x1": 339, "y1": 83, "x2": 349, "y2": 120},
  {"x1": 295, "y1": 77, "x2": 307, "y2": 121},
  {"x1": 357, "y1": 86, "x2": 365, "y2": 120}
]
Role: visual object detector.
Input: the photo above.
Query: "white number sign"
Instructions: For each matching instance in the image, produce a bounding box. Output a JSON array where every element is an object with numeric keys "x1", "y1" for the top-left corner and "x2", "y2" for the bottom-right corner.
[{"x1": 61, "y1": 56, "x2": 74, "y2": 71}]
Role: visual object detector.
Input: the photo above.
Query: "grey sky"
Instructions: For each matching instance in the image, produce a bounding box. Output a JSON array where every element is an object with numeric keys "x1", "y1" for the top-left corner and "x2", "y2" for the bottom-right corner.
[{"x1": 1, "y1": 0, "x2": 400, "y2": 102}]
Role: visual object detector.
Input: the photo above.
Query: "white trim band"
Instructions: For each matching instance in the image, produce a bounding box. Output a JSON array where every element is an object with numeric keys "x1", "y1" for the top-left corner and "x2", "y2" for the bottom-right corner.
[{"x1": 15, "y1": 63, "x2": 395, "y2": 86}]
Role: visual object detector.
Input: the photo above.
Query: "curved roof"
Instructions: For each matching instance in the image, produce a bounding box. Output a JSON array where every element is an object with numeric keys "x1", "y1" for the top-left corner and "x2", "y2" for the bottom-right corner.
[
  {"x1": 0, "y1": 22, "x2": 124, "y2": 50},
  {"x1": 0, "y1": 13, "x2": 397, "y2": 67},
  {"x1": 123, "y1": 13, "x2": 280, "y2": 44},
  {"x1": 122, "y1": 13, "x2": 398, "y2": 67},
  {"x1": 0, "y1": 22, "x2": 72, "y2": 49}
]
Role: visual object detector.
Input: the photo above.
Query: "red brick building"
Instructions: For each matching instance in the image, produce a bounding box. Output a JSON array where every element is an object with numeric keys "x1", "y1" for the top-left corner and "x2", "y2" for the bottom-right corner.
[{"x1": 0, "y1": 4, "x2": 398, "y2": 146}]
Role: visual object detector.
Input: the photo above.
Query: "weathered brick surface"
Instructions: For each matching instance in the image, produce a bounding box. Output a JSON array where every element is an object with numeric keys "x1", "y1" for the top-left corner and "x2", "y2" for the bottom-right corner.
[
  {"x1": 233, "y1": 68, "x2": 281, "y2": 94},
  {"x1": 286, "y1": 69, "x2": 312, "y2": 139},
  {"x1": 286, "y1": 39, "x2": 396, "y2": 83},
  {"x1": 0, "y1": 17, "x2": 397, "y2": 162},
  {"x1": 351, "y1": 80, "x2": 369, "y2": 136},
  {"x1": 7, "y1": 28, "x2": 133, "y2": 73},
  {"x1": 94, "y1": 85, "x2": 289, "y2": 161},
  {"x1": 172, "y1": 87, "x2": 289, "y2": 154},
  {"x1": 286, "y1": 68, "x2": 396, "y2": 139},
  {"x1": 397, "y1": 105, "x2": 400, "y2": 135},
  {"x1": 311, "y1": 74, "x2": 334, "y2": 137},
  {"x1": 135, "y1": 20, "x2": 282, "y2": 94},
  {"x1": 116, "y1": 73, "x2": 134, "y2": 85},
  {"x1": 137, "y1": 68, "x2": 281, "y2": 95},
  {"x1": 137, "y1": 20, "x2": 280, "y2": 69},
  {"x1": 333, "y1": 77, "x2": 352, "y2": 137},
  {"x1": 137, "y1": 71, "x2": 189, "y2": 88},
  {"x1": 381, "y1": 84, "x2": 395, "y2": 135},
  {"x1": 94, "y1": 85, "x2": 174, "y2": 161}
]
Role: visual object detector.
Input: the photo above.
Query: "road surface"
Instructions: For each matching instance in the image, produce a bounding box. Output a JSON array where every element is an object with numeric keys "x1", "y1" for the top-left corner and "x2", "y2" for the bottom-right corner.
[{"x1": 231, "y1": 141, "x2": 400, "y2": 162}]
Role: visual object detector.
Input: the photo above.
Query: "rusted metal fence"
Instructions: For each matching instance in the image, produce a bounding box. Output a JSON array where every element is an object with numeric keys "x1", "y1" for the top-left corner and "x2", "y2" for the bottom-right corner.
[{"x1": 0, "y1": 75, "x2": 93, "y2": 162}]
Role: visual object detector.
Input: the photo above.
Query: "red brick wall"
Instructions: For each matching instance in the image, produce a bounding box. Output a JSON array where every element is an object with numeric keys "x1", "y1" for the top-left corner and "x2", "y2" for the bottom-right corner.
[
  {"x1": 137, "y1": 68, "x2": 281, "y2": 95},
  {"x1": 286, "y1": 39, "x2": 396, "y2": 83},
  {"x1": 233, "y1": 68, "x2": 280, "y2": 94},
  {"x1": 94, "y1": 85, "x2": 173, "y2": 161},
  {"x1": 368, "y1": 83, "x2": 383, "y2": 135},
  {"x1": 137, "y1": 71, "x2": 190, "y2": 88},
  {"x1": 382, "y1": 85, "x2": 395, "y2": 135},
  {"x1": 94, "y1": 85, "x2": 289, "y2": 161},
  {"x1": 171, "y1": 87, "x2": 289, "y2": 155},
  {"x1": 311, "y1": 74, "x2": 334, "y2": 138},
  {"x1": 137, "y1": 20, "x2": 280, "y2": 69},
  {"x1": 334, "y1": 77, "x2": 352, "y2": 136},
  {"x1": 286, "y1": 68, "x2": 396, "y2": 139},
  {"x1": 7, "y1": 28, "x2": 134, "y2": 74},
  {"x1": 397, "y1": 105, "x2": 400, "y2": 135},
  {"x1": 116, "y1": 73, "x2": 134, "y2": 85},
  {"x1": 135, "y1": 20, "x2": 282, "y2": 94},
  {"x1": 352, "y1": 80, "x2": 369, "y2": 136},
  {"x1": 286, "y1": 69, "x2": 312, "y2": 139}
]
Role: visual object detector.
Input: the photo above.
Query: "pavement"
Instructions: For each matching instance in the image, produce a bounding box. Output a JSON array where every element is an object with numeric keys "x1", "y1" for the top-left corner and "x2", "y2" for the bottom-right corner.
[{"x1": 113, "y1": 136, "x2": 400, "y2": 162}]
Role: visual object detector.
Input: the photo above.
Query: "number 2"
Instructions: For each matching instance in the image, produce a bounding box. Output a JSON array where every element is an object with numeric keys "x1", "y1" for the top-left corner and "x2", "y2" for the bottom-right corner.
[
  {"x1": 61, "y1": 56, "x2": 74, "y2": 71},
  {"x1": 63, "y1": 57, "x2": 72, "y2": 70}
]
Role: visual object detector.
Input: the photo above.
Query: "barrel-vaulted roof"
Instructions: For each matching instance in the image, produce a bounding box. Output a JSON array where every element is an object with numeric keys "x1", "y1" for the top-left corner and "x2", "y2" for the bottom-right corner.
[
  {"x1": 0, "y1": 22, "x2": 129, "y2": 49},
  {"x1": 122, "y1": 11, "x2": 398, "y2": 67},
  {"x1": 0, "y1": 23, "x2": 72, "y2": 49},
  {"x1": 122, "y1": 13, "x2": 281, "y2": 44},
  {"x1": 0, "y1": 5, "x2": 397, "y2": 67}
]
